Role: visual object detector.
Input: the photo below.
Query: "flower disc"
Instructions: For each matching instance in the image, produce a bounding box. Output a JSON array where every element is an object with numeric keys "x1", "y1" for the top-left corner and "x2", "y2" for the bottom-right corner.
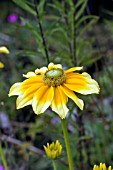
[{"x1": 43, "y1": 69, "x2": 66, "y2": 86}]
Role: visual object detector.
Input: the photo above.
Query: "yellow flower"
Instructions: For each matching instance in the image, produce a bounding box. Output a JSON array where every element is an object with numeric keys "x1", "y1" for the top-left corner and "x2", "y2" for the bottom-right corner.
[
  {"x1": 8, "y1": 63, "x2": 100, "y2": 119},
  {"x1": 0, "y1": 46, "x2": 9, "y2": 69},
  {"x1": 0, "y1": 62, "x2": 4, "y2": 68},
  {"x1": 93, "y1": 163, "x2": 113, "y2": 170},
  {"x1": 44, "y1": 140, "x2": 62, "y2": 159}
]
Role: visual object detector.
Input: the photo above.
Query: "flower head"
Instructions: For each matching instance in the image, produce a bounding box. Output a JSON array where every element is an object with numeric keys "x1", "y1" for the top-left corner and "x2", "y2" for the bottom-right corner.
[
  {"x1": 7, "y1": 13, "x2": 18, "y2": 23},
  {"x1": 8, "y1": 63, "x2": 100, "y2": 119},
  {"x1": 44, "y1": 140, "x2": 62, "y2": 159},
  {"x1": 93, "y1": 163, "x2": 113, "y2": 170}
]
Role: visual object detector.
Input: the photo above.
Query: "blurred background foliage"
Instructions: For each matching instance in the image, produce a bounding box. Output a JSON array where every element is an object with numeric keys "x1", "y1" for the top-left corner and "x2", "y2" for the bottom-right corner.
[{"x1": 0, "y1": 0, "x2": 113, "y2": 170}]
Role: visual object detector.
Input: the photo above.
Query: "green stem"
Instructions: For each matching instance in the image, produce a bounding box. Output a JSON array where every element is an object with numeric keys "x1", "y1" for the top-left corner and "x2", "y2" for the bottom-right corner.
[
  {"x1": 0, "y1": 143, "x2": 8, "y2": 170},
  {"x1": 53, "y1": 160, "x2": 57, "y2": 170},
  {"x1": 61, "y1": 119, "x2": 74, "y2": 170}
]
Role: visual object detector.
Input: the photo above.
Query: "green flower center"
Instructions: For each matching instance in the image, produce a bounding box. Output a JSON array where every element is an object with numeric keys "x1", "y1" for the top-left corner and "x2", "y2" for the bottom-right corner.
[
  {"x1": 43, "y1": 69, "x2": 66, "y2": 86},
  {"x1": 46, "y1": 69, "x2": 62, "y2": 77}
]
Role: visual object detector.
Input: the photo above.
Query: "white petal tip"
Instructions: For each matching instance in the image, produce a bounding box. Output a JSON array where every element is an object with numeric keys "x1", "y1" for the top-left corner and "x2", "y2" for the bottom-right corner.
[{"x1": 23, "y1": 72, "x2": 36, "y2": 78}]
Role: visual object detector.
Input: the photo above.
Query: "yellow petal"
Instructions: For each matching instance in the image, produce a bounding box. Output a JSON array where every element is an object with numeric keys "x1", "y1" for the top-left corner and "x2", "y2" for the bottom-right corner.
[
  {"x1": 60, "y1": 85, "x2": 84, "y2": 110},
  {"x1": 8, "y1": 83, "x2": 22, "y2": 96},
  {"x1": 102, "y1": 163, "x2": 106, "y2": 170},
  {"x1": 108, "y1": 166, "x2": 112, "y2": 170},
  {"x1": 93, "y1": 165, "x2": 96, "y2": 170},
  {"x1": 16, "y1": 95, "x2": 32, "y2": 109},
  {"x1": 65, "y1": 72, "x2": 100, "y2": 95},
  {"x1": 65, "y1": 66, "x2": 83, "y2": 73},
  {"x1": 23, "y1": 71, "x2": 37, "y2": 78},
  {"x1": 82, "y1": 72, "x2": 100, "y2": 93},
  {"x1": 48, "y1": 62, "x2": 62, "y2": 70},
  {"x1": 44, "y1": 140, "x2": 62, "y2": 159},
  {"x1": 51, "y1": 86, "x2": 68, "y2": 119},
  {"x1": 22, "y1": 75, "x2": 42, "y2": 88},
  {"x1": 32, "y1": 85, "x2": 54, "y2": 114},
  {"x1": 0, "y1": 62, "x2": 4, "y2": 68},
  {"x1": 0, "y1": 46, "x2": 9, "y2": 54},
  {"x1": 16, "y1": 84, "x2": 43, "y2": 109},
  {"x1": 35, "y1": 67, "x2": 48, "y2": 74}
]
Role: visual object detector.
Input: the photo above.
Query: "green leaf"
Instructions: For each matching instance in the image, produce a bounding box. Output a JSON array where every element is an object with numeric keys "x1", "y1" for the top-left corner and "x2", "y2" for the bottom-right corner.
[
  {"x1": 79, "y1": 17, "x2": 98, "y2": 36},
  {"x1": 74, "y1": 0, "x2": 86, "y2": 10},
  {"x1": 12, "y1": 0, "x2": 35, "y2": 15},
  {"x1": 48, "y1": 3, "x2": 64, "y2": 14},
  {"x1": 76, "y1": 15, "x2": 99, "y2": 28},
  {"x1": 38, "y1": 0, "x2": 46, "y2": 19},
  {"x1": 20, "y1": 17, "x2": 42, "y2": 44},
  {"x1": 82, "y1": 55, "x2": 103, "y2": 65},
  {"x1": 38, "y1": 0, "x2": 46, "y2": 13},
  {"x1": 75, "y1": 0, "x2": 88, "y2": 21}
]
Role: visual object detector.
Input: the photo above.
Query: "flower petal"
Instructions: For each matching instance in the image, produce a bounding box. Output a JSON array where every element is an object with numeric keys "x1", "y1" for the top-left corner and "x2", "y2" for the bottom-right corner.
[
  {"x1": 108, "y1": 166, "x2": 112, "y2": 170},
  {"x1": 23, "y1": 72, "x2": 37, "y2": 78},
  {"x1": 0, "y1": 62, "x2": 4, "y2": 68},
  {"x1": 8, "y1": 83, "x2": 22, "y2": 96},
  {"x1": 22, "y1": 75, "x2": 43, "y2": 89},
  {"x1": 65, "y1": 66, "x2": 83, "y2": 73},
  {"x1": 16, "y1": 83, "x2": 43, "y2": 109},
  {"x1": 35, "y1": 67, "x2": 48, "y2": 74},
  {"x1": 60, "y1": 85, "x2": 84, "y2": 110},
  {"x1": 65, "y1": 72, "x2": 100, "y2": 95},
  {"x1": 48, "y1": 63, "x2": 62, "y2": 70},
  {"x1": 51, "y1": 86, "x2": 68, "y2": 119},
  {"x1": 32, "y1": 85, "x2": 54, "y2": 114},
  {"x1": 16, "y1": 95, "x2": 32, "y2": 109},
  {"x1": 0, "y1": 46, "x2": 9, "y2": 54}
]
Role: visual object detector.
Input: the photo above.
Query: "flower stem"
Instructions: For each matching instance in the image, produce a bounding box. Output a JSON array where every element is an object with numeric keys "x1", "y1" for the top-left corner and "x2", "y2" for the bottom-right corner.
[
  {"x1": 53, "y1": 160, "x2": 57, "y2": 170},
  {"x1": 61, "y1": 119, "x2": 74, "y2": 170},
  {"x1": 0, "y1": 143, "x2": 8, "y2": 170},
  {"x1": 33, "y1": 0, "x2": 50, "y2": 65}
]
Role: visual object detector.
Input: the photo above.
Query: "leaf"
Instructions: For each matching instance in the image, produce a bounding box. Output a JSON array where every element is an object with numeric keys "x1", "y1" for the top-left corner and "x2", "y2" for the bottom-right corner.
[
  {"x1": 79, "y1": 17, "x2": 98, "y2": 36},
  {"x1": 75, "y1": 0, "x2": 88, "y2": 21},
  {"x1": 38, "y1": 0, "x2": 46, "y2": 14},
  {"x1": 76, "y1": 15, "x2": 99, "y2": 28},
  {"x1": 82, "y1": 55, "x2": 104, "y2": 65},
  {"x1": 38, "y1": 0, "x2": 46, "y2": 19},
  {"x1": 48, "y1": 3, "x2": 64, "y2": 14},
  {"x1": 20, "y1": 17, "x2": 42, "y2": 44},
  {"x1": 12, "y1": 0, "x2": 35, "y2": 15},
  {"x1": 49, "y1": 27, "x2": 69, "y2": 42},
  {"x1": 74, "y1": 0, "x2": 86, "y2": 10}
]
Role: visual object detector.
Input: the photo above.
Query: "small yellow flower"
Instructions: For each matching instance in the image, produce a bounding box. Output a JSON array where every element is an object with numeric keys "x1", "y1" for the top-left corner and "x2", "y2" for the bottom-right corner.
[
  {"x1": 8, "y1": 63, "x2": 100, "y2": 119},
  {"x1": 93, "y1": 163, "x2": 113, "y2": 170},
  {"x1": 0, "y1": 46, "x2": 9, "y2": 69},
  {"x1": 0, "y1": 62, "x2": 4, "y2": 68},
  {"x1": 44, "y1": 140, "x2": 62, "y2": 159},
  {"x1": 0, "y1": 46, "x2": 9, "y2": 54}
]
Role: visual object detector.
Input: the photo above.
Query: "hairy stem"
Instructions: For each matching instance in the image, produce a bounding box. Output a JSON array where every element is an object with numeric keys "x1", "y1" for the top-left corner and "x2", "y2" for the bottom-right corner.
[{"x1": 61, "y1": 119, "x2": 74, "y2": 170}]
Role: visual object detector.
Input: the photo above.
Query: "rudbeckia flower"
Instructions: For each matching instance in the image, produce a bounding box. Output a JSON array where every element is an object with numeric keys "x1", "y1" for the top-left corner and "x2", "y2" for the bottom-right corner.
[
  {"x1": 0, "y1": 46, "x2": 9, "y2": 69},
  {"x1": 8, "y1": 63, "x2": 100, "y2": 119},
  {"x1": 44, "y1": 140, "x2": 62, "y2": 159},
  {"x1": 93, "y1": 163, "x2": 113, "y2": 170}
]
